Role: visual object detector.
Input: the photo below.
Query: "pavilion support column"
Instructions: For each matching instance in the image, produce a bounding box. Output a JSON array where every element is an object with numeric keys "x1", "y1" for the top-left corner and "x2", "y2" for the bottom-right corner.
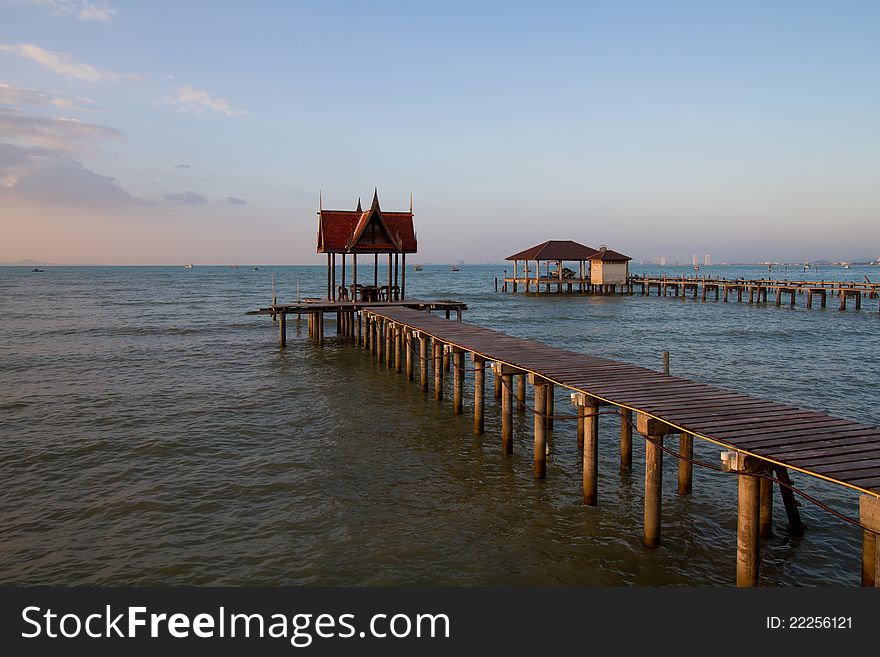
[
  {"x1": 401, "y1": 253, "x2": 406, "y2": 299},
  {"x1": 331, "y1": 253, "x2": 336, "y2": 301},
  {"x1": 573, "y1": 393, "x2": 599, "y2": 505},
  {"x1": 388, "y1": 254, "x2": 393, "y2": 299},
  {"x1": 394, "y1": 253, "x2": 399, "y2": 300},
  {"x1": 860, "y1": 495, "x2": 880, "y2": 587},
  {"x1": 532, "y1": 379, "x2": 548, "y2": 478},
  {"x1": 494, "y1": 363, "x2": 516, "y2": 454},
  {"x1": 353, "y1": 255, "x2": 358, "y2": 301},
  {"x1": 728, "y1": 453, "x2": 769, "y2": 587},
  {"x1": 517, "y1": 374, "x2": 526, "y2": 412},
  {"x1": 341, "y1": 253, "x2": 346, "y2": 300},
  {"x1": 394, "y1": 325, "x2": 402, "y2": 373},
  {"x1": 473, "y1": 355, "x2": 485, "y2": 434},
  {"x1": 620, "y1": 408, "x2": 633, "y2": 470},
  {"x1": 279, "y1": 312, "x2": 286, "y2": 348},
  {"x1": 433, "y1": 341, "x2": 444, "y2": 401},
  {"x1": 419, "y1": 334, "x2": 429, "y2": 392},
  {"x1": 638, "y1": 414, "x2": 672, "y2": 548},
  {"x1": 678, "y1": 432, "x2": 693, "y2": 495}
]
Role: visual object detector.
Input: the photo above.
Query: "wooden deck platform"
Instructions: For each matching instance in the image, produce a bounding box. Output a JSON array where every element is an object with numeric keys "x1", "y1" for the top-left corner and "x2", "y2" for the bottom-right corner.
[{"x1": 370, "y1": 307, "x2": 880, "y2": 497}]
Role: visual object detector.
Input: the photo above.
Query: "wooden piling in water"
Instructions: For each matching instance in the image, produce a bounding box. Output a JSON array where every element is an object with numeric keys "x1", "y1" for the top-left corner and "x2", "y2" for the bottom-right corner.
[
  {"x1": 404, "y1": 328, "x2": 413, "y2": 380},
  {"x1": 394, "y1": 325, "x2": 402, "y2": 373},
  {"x1": 735, "y1": 454, "x2": 767, "y2": 587},
  {"x1": 494, "y1": 369, "x2": 502, "y2": 399},
  {"x1": 434, "y1": 341, "x2": 444, "y2": 400},
  {"x1": 759, "y1": 477, "x2": 773, "y2": 539},
  {"x1": 493, "y1": 363, "x2": 516, "y2": 454},
  {"x1": 545, "y1": 383, "x2": 554, "y2": 430},
  {"x1": 419, "y1": 334, "x2": 429, "y2": 392},
  {"x1": 473, "y1": 355, "x2": 485, "y2": 434},
  {"x1": 678, "y1": 433, "x2": 693, "y2": 495},
  {"x1": 385, "y1": 321, "x2": 393, "y2": 368},
  {"x1": 533, "y1": 380, "x2": 547, "y2": 478},
  {"x1": 773, "y1": 466, "x2": 804, "y2": 535},
  {"x1": 452, "y1": 347, "x2": 464, "y2": 414},
  {"x1": 638, "y1": 413, "x2": 671, "y2": 548},
  {"x1": 278, "y1": 312, "x2": 286, "y2": 348},
  {"x1": 620, "y1": 408, "x2": 632, "y2": 470},
  {"x1": 860, "y1": 495, "x2": 880, "y2": 587},
  {"x1": 573, "y1": 393, "x2": 599, "y2": 505},
  {"x1": 517, "y1": 374, "x2": 526, "y2": 412}
]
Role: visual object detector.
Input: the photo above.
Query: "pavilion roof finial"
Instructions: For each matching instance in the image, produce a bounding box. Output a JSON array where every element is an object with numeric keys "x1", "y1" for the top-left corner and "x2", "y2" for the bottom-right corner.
[
  {"x1": 356, "y1": 197, "x2": 362, "y2": 212},
  {"x1": 371, "y1": 187, "x2": 380, "y2": 211},
  {"x1": 409, "y1": 193, "x2": 413, "y2": 213}
]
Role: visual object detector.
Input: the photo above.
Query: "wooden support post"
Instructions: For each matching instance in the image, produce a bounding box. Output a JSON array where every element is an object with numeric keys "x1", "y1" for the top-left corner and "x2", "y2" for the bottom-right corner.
[
  {"x1": 860, "y1": 495, "x2": 880, "y2": 587},
  {"x1": 394, "y1": 325, "x2": 402, "y2": 373},
  {"x1": 494, "y1": 363, "x2": 518, "y2": 454},
  {"x1": 365, "y1": 315, "x2": 372, "y2": 351},
  {"x1": 434, "y1": 342, "x2": 443, "y2": 400},
  {"x1": 545, "y1": 383, "x2": 554, "y2": 430},
  {"x1": 533, "y1": 380, "x2": 547, "y2": 478},
  {"x1": 473, "y1": 355, "x2": 485, "y2": 434},
  {"x1": 385, "y1": 322, "x2": 393, "y2": 368},
  {"x1": 517, "y1": 374, "x2": 526, "y2": 412},
  {"x1": 678, "y1": 433, "x2": 693, "y2": 495},
  {"x1": 404, "y1": 329, "x2": 413, "y2": 380},
  {"x1": 732, "y1": 453, "x2": 767, "y2": 587},
  {"x1": 443, "y1": 343, "x2": 450, "y2": 371},
  {"x1": 638, "y1": 414, "x2": 672, "y2": 548},
  {"x1": 279, "y1": 311, "x2": 286, "y2": 348},
  {"x1": 419, "y1": 334, "x2": 429, "y2": 392},
  {"x1": 773, "y1": 466, "x2": 804, "y2": 535},
  {"x1": 620, "y1": 408, "x2": 632, "y2": 470},
  {"x1": 317, "y1": 312, "x2": 324, "y2": 343},
  {"x1": 375, "y1": 319, "x2": 383, "y2": 363},
  {"x1": 452, "y1": 347, "x2": 464, "y2": 414},
  {"x1": 573, "y1": 393, "x2": 599, "y2": 505},
  {"x1": 494, "y1": 369, "x2": 502, "y2": 399},
  {"x1": 759, "y1": 476, "x2": 773, "y2": 538}
]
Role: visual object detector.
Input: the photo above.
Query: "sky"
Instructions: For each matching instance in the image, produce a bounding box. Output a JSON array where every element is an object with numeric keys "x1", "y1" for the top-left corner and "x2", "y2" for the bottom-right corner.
[{"x1": 0, "y1": 0, "x2": 878, "y2": 265}]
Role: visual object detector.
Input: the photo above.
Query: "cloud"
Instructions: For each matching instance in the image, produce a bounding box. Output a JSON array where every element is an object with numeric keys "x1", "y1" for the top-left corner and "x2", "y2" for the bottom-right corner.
[
  {"x1": 0, "y1": 107, "x2": 123, "y2": 153},
  {"x1": 8, "y1": 1, "x2": 117, "y2": 22},
  {"x1": 0, "y1": 142, "x2": 147, "y2": 205},
  {"x1": 224, "y1": 196, "x2": 247, "y2": 205},
  {"x1": 0, "y1": 81, "x2": 94, "y2": 111},
  {"x1": 0, "y1": 44, "x2": 138, "y2": 82},
  {"x1": 174, "y1": 164, "x2": 191, "y2": 168},
  {"x1": 164, "y1": 190, "x2": 206, "y2": 205},
  {"x1": 169, "y1": 84, "x2": 246, "y2": 117}
]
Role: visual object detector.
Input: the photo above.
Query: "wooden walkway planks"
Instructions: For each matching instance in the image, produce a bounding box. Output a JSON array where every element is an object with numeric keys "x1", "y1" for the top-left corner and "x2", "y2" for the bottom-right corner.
[{"x1": 370, "y1": 306, "x2": 880, "y2": 497}]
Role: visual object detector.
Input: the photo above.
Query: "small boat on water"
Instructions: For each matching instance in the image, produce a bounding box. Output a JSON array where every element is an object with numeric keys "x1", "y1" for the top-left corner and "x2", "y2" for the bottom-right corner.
[
  {"x1": 31, "y1": 267, "x2": 44, "y2": 272},
  {"x1": 450, "y1": 265, "x2": 460, "y2": 272},
  {"x1": 184, "y1": 263, "x2": 194, "y2": 269},
  {"x1": 229, "y1": 265, "x2": 240, "y2": 270},
  {"x1": 252, "y1": 267, "x2": 260, "y2": 271},
  {"x1": 413, "y1": 264, "x2": 423, "y2": 271}
]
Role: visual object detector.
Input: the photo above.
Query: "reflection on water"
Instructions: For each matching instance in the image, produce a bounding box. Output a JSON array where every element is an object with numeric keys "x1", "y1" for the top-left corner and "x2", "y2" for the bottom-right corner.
[{"x1": 0, "y1": 264, "x2": 877, "y2": 585}]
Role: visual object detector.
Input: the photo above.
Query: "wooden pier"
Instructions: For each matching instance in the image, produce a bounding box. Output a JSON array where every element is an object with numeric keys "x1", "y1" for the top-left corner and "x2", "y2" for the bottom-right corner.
[
  {"x1": 503, "y1": 272, "x2": 880, "y2": 313},
  {"x1": 251, "y1": 302, "x2": 880, "y2": 586}
]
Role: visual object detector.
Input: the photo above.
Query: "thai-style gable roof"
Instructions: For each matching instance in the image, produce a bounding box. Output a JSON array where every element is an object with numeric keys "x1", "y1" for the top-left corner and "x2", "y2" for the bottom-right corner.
[{"x1": 317, "y1": 190, "x2": 417, "y2": 254}]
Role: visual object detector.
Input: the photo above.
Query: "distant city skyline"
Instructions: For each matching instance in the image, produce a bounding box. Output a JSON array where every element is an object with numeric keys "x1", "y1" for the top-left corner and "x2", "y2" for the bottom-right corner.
[{"x1": 1, "y1": 1, "x2": 878, "y2": 265}]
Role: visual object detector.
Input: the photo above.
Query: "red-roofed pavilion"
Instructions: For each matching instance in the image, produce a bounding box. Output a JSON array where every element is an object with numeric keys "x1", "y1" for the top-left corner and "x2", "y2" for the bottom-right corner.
[
  {"x1": 317, "y1": 190, "x2": 417, "y2": 301},
  {"x1": 503, "y1": 240, "x2": 632, "y2": 294}
]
